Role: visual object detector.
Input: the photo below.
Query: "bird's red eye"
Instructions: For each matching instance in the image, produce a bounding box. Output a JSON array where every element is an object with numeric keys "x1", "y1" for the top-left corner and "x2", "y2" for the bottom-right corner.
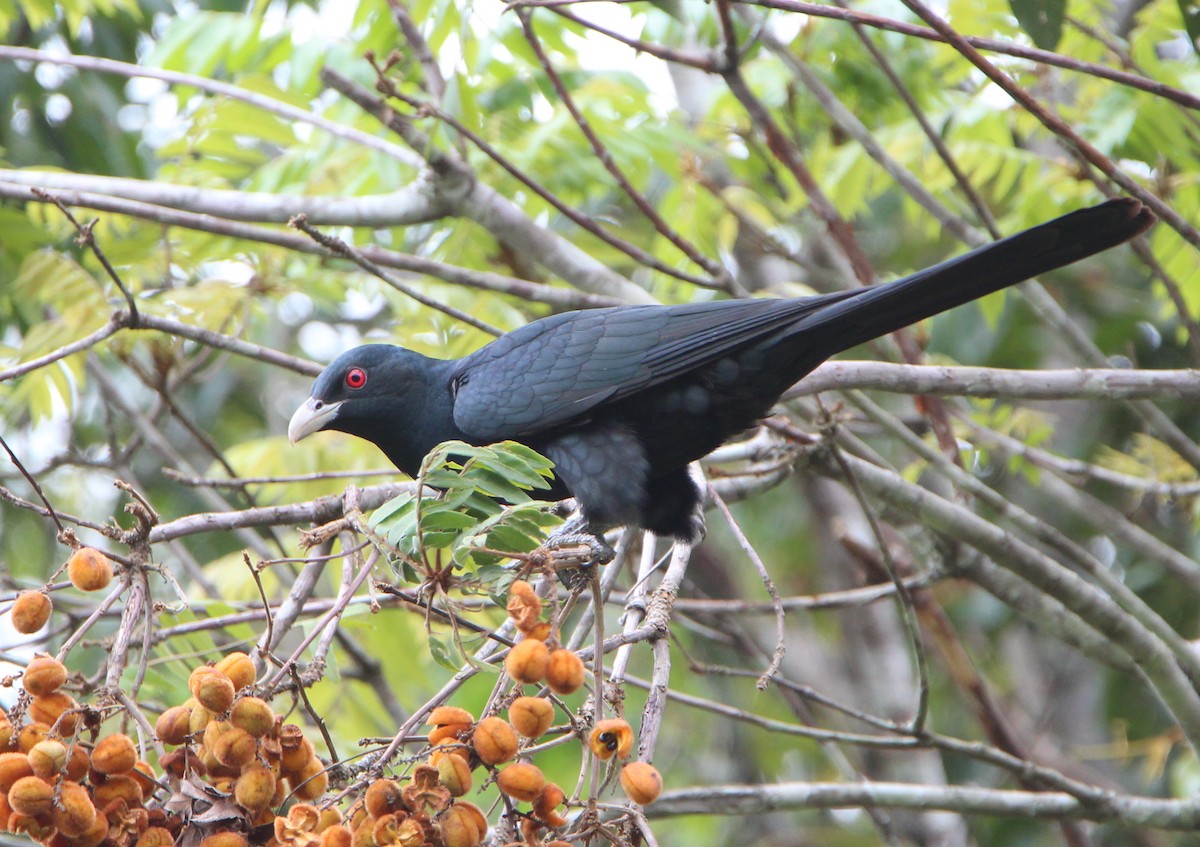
[{"x1": 344, "y1": 367, "x2": 367, "y2": 389}]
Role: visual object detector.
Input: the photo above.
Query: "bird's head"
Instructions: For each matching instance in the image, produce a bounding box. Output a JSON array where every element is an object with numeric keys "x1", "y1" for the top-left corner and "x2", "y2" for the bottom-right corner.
[{"x1": 288, "y1": 344, "x2": 433, "y2": 443}]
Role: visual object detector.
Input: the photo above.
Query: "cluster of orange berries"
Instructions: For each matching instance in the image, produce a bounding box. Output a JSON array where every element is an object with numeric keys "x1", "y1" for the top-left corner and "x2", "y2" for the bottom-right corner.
[
  {"x1": 153, "y1": 650, "x2": 331, "y2": 825},
  {"x1": 10, "y1": 548, "x2": 115, "y2": 635},
  {"x1": 2, "y1": 555, "x2": 664, "y2": 847},
  {"x1": 501, "y1": 581, "x2": 663, "y2": 808},
  {"x1": 0, "y1": 653, "x2": 160, "y2": 847}
]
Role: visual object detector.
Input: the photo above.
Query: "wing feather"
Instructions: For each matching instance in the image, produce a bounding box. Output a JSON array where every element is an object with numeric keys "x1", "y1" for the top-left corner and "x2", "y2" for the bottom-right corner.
[{"x1": 450, "y1": 295, "x2": 850, "y2": 440}]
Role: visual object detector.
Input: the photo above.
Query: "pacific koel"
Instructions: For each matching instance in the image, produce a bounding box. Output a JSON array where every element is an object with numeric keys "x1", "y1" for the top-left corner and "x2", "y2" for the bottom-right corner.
[{"x1": 289, "y1": 199, "x2": 1154, "y2": 542}]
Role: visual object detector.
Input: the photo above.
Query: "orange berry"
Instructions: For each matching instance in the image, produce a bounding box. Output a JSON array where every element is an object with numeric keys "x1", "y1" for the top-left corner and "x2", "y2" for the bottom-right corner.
[
  {"x1": 434, "y1": 754, "x2": 472, "y2": 797},
  {"x1": 438, "y1": 802, "x2": 486, "y2": 847},
  {"x1": 130, "y1": 760, "x2": 158, "y2": 796},
  {"x1": 159, "y1": 747, "x2": 204, "y2": 779},
  {"x1": 279, "y1": 724, "x2": 314, "y2": 772},
  {"x1": 230, "y1": 697, "x2": 274, "y2": 738},
  {"x1": 588, "y1": 718, "x2": 634, "y2": 761},
  {"x1": 532, "y1": 782, "x2": 567, "y2": 827},
  {"x1": 53, "y1": 780, "x2": 97, "y2": 836},
  {"x1": 28, "y1": 691, "x2": 79, "y2": 735},
  {"x1": 69, "y1": 808, "x2": 110, "y2": 847},
  {"x1": 136, "y1": 827, "x2": 176, "y2": 847},
  {"x1": 7, "y1": 774, "x2": 54, "y2": 816},
  {"x1": 16, "y1": 722, "x2": 50, "y2": 753},
  {"x1": 505, "y1": 581, "x2": 542, "y2": 632},
  {"x1": 188, "y1": 703, "x2": 217, "y2": 735},
  {"x1": 320, "y1": 824, "x2": 352, "y2": 847},
  {"x1": 214, "y1": 652, "x2": 256, "y2": 691},
  {"x1": 619, "y1": 761, "x2": 662, "y2": 805},
  {"x1": 504, "y1": 638, "x2": 549, "y2": 685},
  {"x1": 92, "y1": 774, "x2": 143, "y2": 807},
  {"x1": 428, "y1": 723, "x2": 468, "y2": 745},
  {"x1": 199, "y1": 834, "x2": 249, "y2": 847},
  {"x1": 471, "y1": 717, "x2": 518, "y2": 766},
  {"x1": 27, "y1": 739, "x2": 67, "y2": 778},
  {"x1": 65, "y1": 744, "x2": 90, "y2": 782},
  {"x1": 234, "y1": 765, "x2": 276, "y2": 812},
  {"x1": 91, "y1": 733, "x2": 138, "y2": 775},
  {"x1": 212, "y1": 727, "x2": 257, "y2": 769},
  {"x1": 544, "y1": 649, "x2": 585, "y2": 695},
  {"x1": 0, "y1": 752, "x2": 34, "y2": 791},
  {"x1": 427, "y1": 706, "x2": 474, "y2": 726},
  {"x1": 363, "y1": 778, "x2": 405, "y2": 819},
  {"x1": 495, "y1": 762, "x2": 545, "y2": 802},
  {"x1": 67, "y1": 547, "x2": 114, "y2": 592},
  {"x1": 22, "y1": 656, "x2": 67, "y2": 697},
  {"x1": 11, "y1": 591, "x2": 51, "y2": 634},
  {"x1": 291, "y1": 758, "x2": 329, "y2": 802},
  {"x1": 508, "y1": 697, "x2": 554, "y2": 739},
  {"x1": 155, "y1": 705, "x2": 192, "y2": 746},
  {"x1": 192, "y1": 670, "x2": 236, "y2": 714}
]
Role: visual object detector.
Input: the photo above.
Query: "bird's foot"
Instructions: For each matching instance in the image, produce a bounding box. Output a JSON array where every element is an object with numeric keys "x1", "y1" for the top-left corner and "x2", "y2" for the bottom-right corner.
[{"x1": 520, "y1": 517, "x2": 615, "y2": 589}]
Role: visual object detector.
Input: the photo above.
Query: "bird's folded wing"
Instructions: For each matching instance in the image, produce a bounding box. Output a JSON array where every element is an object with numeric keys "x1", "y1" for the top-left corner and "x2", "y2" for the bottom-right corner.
[{"x1": 449, "y1": 295, "x2": 852, "y2": 442}]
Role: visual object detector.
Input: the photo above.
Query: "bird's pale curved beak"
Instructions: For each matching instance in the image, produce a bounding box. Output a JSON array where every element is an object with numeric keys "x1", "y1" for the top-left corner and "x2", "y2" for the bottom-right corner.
[{"x1": 288, "y1": 397, "x2": 342, "y2": 444}]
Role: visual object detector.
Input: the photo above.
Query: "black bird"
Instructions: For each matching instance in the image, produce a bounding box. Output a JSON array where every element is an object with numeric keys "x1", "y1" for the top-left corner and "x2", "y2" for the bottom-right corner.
[{"x1": 289, "y1": 199, "x2": 1153, "y2": 542}]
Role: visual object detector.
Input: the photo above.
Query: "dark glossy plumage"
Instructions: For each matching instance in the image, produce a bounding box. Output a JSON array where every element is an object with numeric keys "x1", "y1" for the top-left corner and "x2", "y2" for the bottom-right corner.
[{"x1": 290, "y1": 199, "x2": 1154, "y2": 540}]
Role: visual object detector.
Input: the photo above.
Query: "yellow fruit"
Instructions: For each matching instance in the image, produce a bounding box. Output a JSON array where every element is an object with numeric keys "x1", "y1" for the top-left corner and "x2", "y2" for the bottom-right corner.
[
  {"x1": 495, "y1": 762, "x2": 545, "y2": 803},
  {"x1": 320, "y1": 824, "x2": 353, "y2": 847},
  {"x1": 0, "y1": 752, "x2": 34, "y2": 792},
  {"x1": 22, "y1": 656, "x2": 67, "y2": 697},
  {"x1": 364, "y1": 779, "x2": 405, "y2": 819},
  {"x1": 28, "y1": 691, "x2": 79, "y2": 735},
  {"x1": 199, "y1": 833, "x2": 250, "y2": 847},
  {"x1": 619, "y1": 761, "x2": 663, "y2": 805},
  {"x1": 291, "y1": 757, "x2": 329, "y2": 801},
  {"x1": 91, "y1": 732, "x2": 138, "y2": 775},
  {"x1": 67, "y1": 547, "x2": 114, "y2": 592},
  {"x1": 471, "y1": 717, "x2": 518, "y2": 766},
  {"x1": 27, "y1": 739, "x2": 67, "y2": 778},
  {"x1": 189, "y1": 703, "x2": 217, "y2": 735},
  {"x1": 11, "y1": 592, "x2": 51, "y2": 634},
  {"x1": 427, "y1": 706, "x2": 474, "y2": 726},
  {"x1": 544, "y1": 649, "x2": 585, "y2": 695},
  {"x1": 438, "y1": 802, "x2": 486, "y2": 847},
  {"x1": 192, "y1": 669, "x2": 236, "y2": 714},
  {"x1": 234, "y1": 765, "x2": 276, "y2": 812},
  {"x1": 588, "y1": 718, "x2": 634, "y2": 761},
  {"x1": 504, "y1": 638, "x2": 549, "y2": 685},
  {"x1": 65, "y1": 744, "x2": 90, "y2": 782},
  {"x1": 16, "y1": 722, "x2": 50, "y2": 753},
  {"x1": 92, "y1": 774, "x2": 143, "y2": 807},
  {"x1": 533, "y1": 782, "x2": 567, "y2": 827},
  {"x1": 53, "y1": 780, "x2": 97, "y2": 836},
  {"x1": 136, "y1": 826, "x2": 176, "y2": 847},
  {"x1": 68, "y1": 808, "x2": 110, "y2": 847},
  {"x1": 214, "y1": 652, "x2": 256, "y2": 691},
  {"x1": 155, "y1": 705, "x2": 192, "y2": 746},
  {"x1": 435, "y1": 753, "x2": 472, "y2": 797},
  {"x1": 505, "y1": 580, "x2": 542, "y2": 633},
  {"x1": 213, "y1": 727, "x2": 257, "y2": 769},
  {"x1": 508, "y1": 697, "x2": 554, "y2": 739},
  {"x1": 279, "y1": 724, "x2": 314, "y2": 772},
  {"x1": 7, "y1": 775, "x2": 54, "y2": 816},
  {"x1": 230, "y1": 697, "x2": 275, "y2": 738}
]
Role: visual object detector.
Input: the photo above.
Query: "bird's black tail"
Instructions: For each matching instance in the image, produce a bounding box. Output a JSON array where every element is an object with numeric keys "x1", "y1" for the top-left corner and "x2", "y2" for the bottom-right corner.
[{"x1": 794, "y1": 198, "x2": 1155, "y2": 355}]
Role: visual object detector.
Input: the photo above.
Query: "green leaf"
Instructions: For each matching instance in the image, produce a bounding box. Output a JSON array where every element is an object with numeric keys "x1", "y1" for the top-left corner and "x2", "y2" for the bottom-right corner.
[
  {"x1": 427, "y1": 635, "x2": 461, "y2": 671},
  {"x1": 1008, "y1": 0, "x2": 1065, "y2": 50}
]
